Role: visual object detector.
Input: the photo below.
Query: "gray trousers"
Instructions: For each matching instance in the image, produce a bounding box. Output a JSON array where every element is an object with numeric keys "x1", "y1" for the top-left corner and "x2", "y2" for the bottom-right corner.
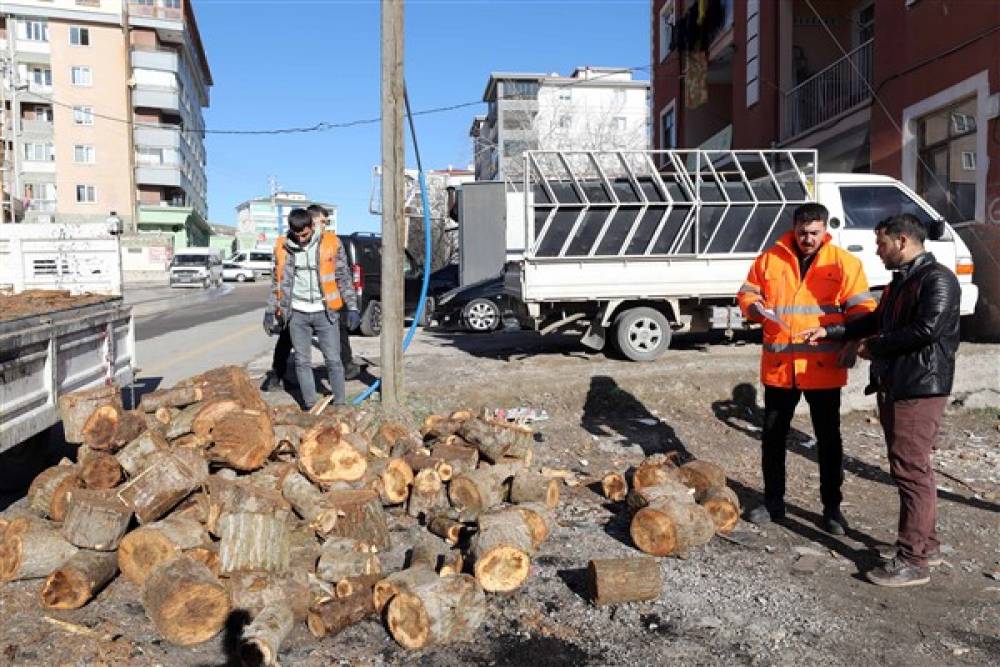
[{"x1": 289, "y1": 309, "x2": 345, "y2": 407}]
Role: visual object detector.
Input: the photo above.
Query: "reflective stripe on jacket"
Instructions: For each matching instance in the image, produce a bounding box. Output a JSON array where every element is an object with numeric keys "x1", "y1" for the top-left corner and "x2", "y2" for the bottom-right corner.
[
  {"x1": 272, "y1": 231, "x2": 345, "y2": 315},
  {"x1": 737, "y1": 230, "x2": 877, "y2": 390}
]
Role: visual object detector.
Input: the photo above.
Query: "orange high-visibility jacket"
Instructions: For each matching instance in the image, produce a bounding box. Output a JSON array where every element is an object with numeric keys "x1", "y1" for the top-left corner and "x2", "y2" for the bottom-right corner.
[
  {"x1": 737, "y1": 230, "x2": 877, "y2": 390},
  {"x1": 273, "y1": 231, "x2": 345, "y2": 316}
]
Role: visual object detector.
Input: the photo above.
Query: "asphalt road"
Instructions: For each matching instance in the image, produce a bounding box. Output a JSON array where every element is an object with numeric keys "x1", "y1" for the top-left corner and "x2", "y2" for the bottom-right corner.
[{"x1": 135, "y1": 282, "x2": 270, "y2": 341}]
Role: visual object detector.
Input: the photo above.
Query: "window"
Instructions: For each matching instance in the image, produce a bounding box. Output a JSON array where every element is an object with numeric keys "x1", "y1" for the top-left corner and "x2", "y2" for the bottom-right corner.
[
  {"x1": 71, "y1": 66, "x2": 92, "y2": 86},
  {"x1": 857, "y1": 3, "x2": 875, "y2": 44},
  {"x1": 74, "y1": 145, "x2": 95, "y2": 163},
  {"x1": 503, "y1": 140, "x2": 537, "y2": 158},
  {"x1": 961, "y1": 151, "x2": 976, "y2": 170},
  {"x1": 614, "y1": 116, "x2": 627, "y2": 131},
  {"x1": 75, "y1": 0, "x2": 101, "y2": 6},
  {"x1": 745, "y1": 0, "x2": 760, "y2": 107},
  {"x1": 658, "y1": 1, "x2": 675, "y2": 61},
  {"x1": 137, "y1": 146, "x2": 163, "y2": 165},
  {"x1": 502, "y1": 80, "x2": 539, "y2": 100},
  {"x1": 660, "y1": 105, "x2": 676, "y2": 151},
  {"x1": 840, "y1": 186, "x2": 935, "y2": 230},
  {"x1": 75, "y1": 185, "x2": 97, "y2": 203},
  {"x1": 558, "y1": 87, "x2": 572, "y2": 102},
  {"x1": 69, "y1": 27, "x2": 90, "y2": 46},
  {"x1": 30, "y1": 67, "x2": 53, "y2": 87},
  {"x1": 161, "y1": 0, "x2": 181, "y2": 8},
  {"x1": 20, "y1": 20, "x2": 48, "y2": 42},
  {"x1": 24, "y1": 142, "x2": 55, "y2": 161},
  {"x1": 502, "y1": 110, "x2": 536, "y2": 130},
  {"x1": 73, "y1": 106, "x2": 94, "y2": 125},
  {"x1": 916, "y1": 97, "x2": 978, "y2": 222},
  {"x1": 613, "y1": 89, "x2": 627, "y2": 106}
]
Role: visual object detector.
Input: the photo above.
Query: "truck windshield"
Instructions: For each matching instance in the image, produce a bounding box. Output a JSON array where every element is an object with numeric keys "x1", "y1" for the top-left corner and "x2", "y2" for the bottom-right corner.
[{"x1": 173, "y1": 256, "x2": 208, "y2": 266}]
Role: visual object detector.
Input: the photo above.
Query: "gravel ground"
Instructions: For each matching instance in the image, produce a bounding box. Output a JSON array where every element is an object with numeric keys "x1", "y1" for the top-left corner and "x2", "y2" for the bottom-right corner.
[{"x1": 1, "y1": 329, "x2": 997, "y2": 666}]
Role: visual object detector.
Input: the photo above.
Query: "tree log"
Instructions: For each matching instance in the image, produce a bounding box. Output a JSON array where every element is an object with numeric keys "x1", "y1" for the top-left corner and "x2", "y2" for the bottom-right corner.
[
  {"x1": 117, "y1": 514, "x2": 211, "y2": 585},
  {"x1": 429, "y1": 442, "x2": 479, "y2": 477},
  {"x1": 409, "y1": 533, "x2": 463, "y2": 576},
  {"x1": 281, "y1": 470, "x2": 338, "y2": 536},
  {"x1": 58, "y1": 385, "x2": 121, "y2": 444},
  {"x1": 372, "y1": 566, "x2": 440, "y2": 613},
  {"x1": 386, "y1": 573, "x2": 486, "y2": 649},
  {"x1": 630, "y1": 495, "x2": 715, "y2": 557},
  {"x1": 316, "y1": 537, "x2": 381, "y2": 583},
  {"x1": 273, "y1": 425, "x2": 304, "y2": 458},
  {"x1": 165, "y1": 403, "x2": 202, "y2": 440},
  {"x1": 79, "y1": 451, "x2": 123, "y2": 490},
  {"x1": 189, "y1": 398, "x2": 242, "y2": 439},
  {"x1": 205, "y1": 477, "x2": 289, "y2": 537},
  {"x1": 509, "y1": 470, "x2": 560, "y2": 508},
  {"x1": 699, "y1": 485, "x2": 741, "y2": 534},
  {"x1": 369, "y1": 422, "x2": 411, "y2": 458},
  {"x1": 0, "y1": 517, "x2": 79, "y2": 582},
  {"x1": 154, "y1": 406, "x2": 179, "y2": 426},
  {"x1": 366, "y1": 457, "x2": 413, "y2": 506},
  {"x1": 269, "y1": 406, "x2": 325, "y2": 430},
  {"x1": 298, "y1": 425, "x2": 368, "y2": 484},
  {"x1": 587, "y1": 557, "x2": 662, "y2": 606},
  {"x1": 81, "y1": 403, "x2": 145, "y2": 451},
  {"x1": 248, "y1": 462, "x2": 295, "y2": 492},
  {"x1": 678, "y1": 460, "x2": 727, "y2": 500},
  {"x1": 218, "y1": 511, "x2": 291, "y2": 575},
  {"x1": 407, "y1": 469, "x2": 448, "y2": 521},
  {"x1": 420, "y1": 415, "x2": 464, "y2": 439},
  {"x1": 142, "y1": 555, "x2": 230, "y2": 646},
  {"x1": 240, "y1": 601, "x2": 294, "y2": 667},
  {"x1": 601, "y1": 472, "x2": 628, "y2": 502},
  {"x1": 139, "y1": 386, "x2": 203, "y2": 412},
  {"x1": 62, "y1": 489, "x2": 133, "y2": 551},
  {"x1": 427, "y1": 515, "x2": 465, "y2": 545},
  {"x1": 40, "y1": 550, "x2": 118, "y2": 609},
  {"x1": 334, "y1": 573, "x2": 381, "y2": 599},
  {"x1": 458, "y1": 418, "x2": 512, "y2": 463},
  {"x1": 182, "y1": 366, "x2": 267, "y2": 413},
  {"x1": 326, "y1": 489, "x2": 390, "y2": 551},
  {"x1": 632, "y1": 453, "x2": 682, "y2": 491},
  {"x1": 447, "y1": 463, "x2": 518, "y2": 514},
  {"x1": 117, "y1": 449, "x2": 209, "y2": 524},
  {"x1": 185, "y1": 543, "x2": 221, "y2": 577},
  {"x1": 469, "y1": 509, "x2": 534, "y2": 592},
  {"x1": 403, "y1": 452, "x2": 454, "y2": 481},
  {"x1": 515, "y1": 502, "x2": 556, "y2": 549},
  {"x1": 209, "y1": 408, "x2": 275, "y2": 471},
  {"x1": 307, "y1": 588, "x2": 376, "y2": 639},
  {"x1": 27, "y1": 460, "x2": 80, "y2": 521},
  {"x1": 228, "y1": 571, "x2": 310, "y2": 622},
  {"x1": 626, "y1": 477, "x2": 696, "y2": 512},
  {"x1": 115, "y1": 430, "x2": 169, "y2": 479}
]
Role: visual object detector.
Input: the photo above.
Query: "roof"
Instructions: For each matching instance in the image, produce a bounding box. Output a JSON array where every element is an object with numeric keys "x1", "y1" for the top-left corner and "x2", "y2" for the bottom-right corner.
[
  {"x1": 816, "y1": 173, "x2": 897, "y2": 184},
  {"x1": 483, "y1": 68, "x2": 648, "y2": 101}
]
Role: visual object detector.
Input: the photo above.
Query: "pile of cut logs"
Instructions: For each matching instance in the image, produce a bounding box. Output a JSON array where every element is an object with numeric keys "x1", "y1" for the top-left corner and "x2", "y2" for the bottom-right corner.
[
  {"x1": 0, "y1": 366, "x2": 561, "y2": 661},
  {"x1": 601, "y1": 453, "x2": 741, "y2": 557}
]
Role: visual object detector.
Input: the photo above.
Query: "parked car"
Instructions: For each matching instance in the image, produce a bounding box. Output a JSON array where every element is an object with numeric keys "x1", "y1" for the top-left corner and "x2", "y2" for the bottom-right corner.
[
  {"x1": 222, "y1": 261, "x2": 255, "y2": 282},
  {"x1": 434, "y1": 275, "x2": 507, "y2": 333},
  {"x1": 169, "y1": 249, "x2": 223, "y2": 288},
  {"x1": 229, "y1": 248, "x2": 273, "y2": 276}
]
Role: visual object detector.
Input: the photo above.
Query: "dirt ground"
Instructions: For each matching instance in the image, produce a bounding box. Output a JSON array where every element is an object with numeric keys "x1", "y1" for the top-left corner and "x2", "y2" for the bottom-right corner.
[
  {"x1": 0, "y1": 291, "x2": 115, "y2": 323},
  {"x1": 1, "y1": 330, "x2": 998, "y2": 666}
]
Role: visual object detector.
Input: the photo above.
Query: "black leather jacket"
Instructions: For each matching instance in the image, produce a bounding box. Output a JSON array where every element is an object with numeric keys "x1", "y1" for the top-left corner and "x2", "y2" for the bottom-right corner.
[{"x1": 828, "y1": 252, "x2": 961, "y2": 400}]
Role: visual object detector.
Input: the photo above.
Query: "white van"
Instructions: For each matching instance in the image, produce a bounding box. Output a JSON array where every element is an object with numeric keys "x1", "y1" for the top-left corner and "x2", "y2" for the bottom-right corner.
[
  {"x1": 230, "y1": 248, "x2": 274, "y2": 276},
  {"x1": 169, "y1": 248, "x2": 223, "y2": 289}
]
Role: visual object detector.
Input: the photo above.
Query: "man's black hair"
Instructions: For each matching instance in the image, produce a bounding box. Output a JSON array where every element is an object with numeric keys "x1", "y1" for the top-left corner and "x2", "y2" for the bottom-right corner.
[
  {"x1": 875, "y1": 213, "x2": 927, "y2": 243},
  {"x1": 287, "y1": 207, "x2": 312, "y2": 231},
  {"x1": 793, "y1": 202, "x2": 829, "y2": 225},
  {"x1": 306, "y1": 204, "x2": 329, "y2": 217}
]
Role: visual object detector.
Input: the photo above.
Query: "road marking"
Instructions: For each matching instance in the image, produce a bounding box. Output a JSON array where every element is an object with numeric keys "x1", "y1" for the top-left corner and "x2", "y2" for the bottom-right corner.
[{"x1": 140, "y1": 321, "x2": 263, "y2": 376}]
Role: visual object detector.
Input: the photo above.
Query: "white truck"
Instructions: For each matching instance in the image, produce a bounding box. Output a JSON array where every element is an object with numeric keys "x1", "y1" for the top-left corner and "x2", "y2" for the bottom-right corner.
[
  {"x1": 493, "y1": 149, "x2": 977, "y2": 361},
  {"x1": 0, "y1": 222, "x2": 135, "y2": 451}
]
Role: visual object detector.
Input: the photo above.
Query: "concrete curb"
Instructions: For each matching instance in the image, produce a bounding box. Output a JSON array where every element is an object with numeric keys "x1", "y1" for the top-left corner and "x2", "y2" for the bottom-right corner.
[{"x1": 128, "y1": 284, "x2": 234, "y2": 319}]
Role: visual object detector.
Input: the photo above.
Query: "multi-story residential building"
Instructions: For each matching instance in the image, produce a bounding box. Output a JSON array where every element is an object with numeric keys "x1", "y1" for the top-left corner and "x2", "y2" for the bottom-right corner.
[
  {"x1": 235, "y1": 191, "x2": 338, "y2": 250},
  {"x1": 0, "y1": 0, "x2": 211, "y2": 243},
  {"x1": 471, "y1": 67, "x2": 650, "y2": 182},
  {"x1": 650, "y1": 0, "x2": 998, "y2": 226}
]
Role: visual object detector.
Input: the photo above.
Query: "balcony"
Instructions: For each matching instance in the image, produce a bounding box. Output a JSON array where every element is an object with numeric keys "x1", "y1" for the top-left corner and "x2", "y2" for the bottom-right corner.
[
  {"x1": 134, "y1": 124, "x2": 181, "y2": 148},
  {"x1": 131, "y1": 48, "x2": 178, "y2": 72},
  {"x1": 20, "y1": 119, "x2": 53, "y2": 135},
  {"x1": 129, "y1": 2, "x2": 183, "y2": 21},
  {"x1": 133, "y1": 84, "x2": 179, "y2": 112},
  {"x1": 782, "y1": 39, "x2": 873, "y2": 141},
  {"x1": 136, "y1": 164, "x2": 181, "y2": 187}
]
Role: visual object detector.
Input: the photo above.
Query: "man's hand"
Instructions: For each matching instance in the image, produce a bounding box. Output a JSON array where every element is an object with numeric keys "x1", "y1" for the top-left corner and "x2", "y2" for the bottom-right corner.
[
  {"x1": 799, "y1": 326, "x2": 828, "y2": 345},
  {"x1": 263, "y1": 309, "x2": 282, "y2": 336},
  {"x1": 345, "y1": 309, "x2": 361, "y2": 331},
  {"x1": 857, "y1": 337, "x2": 874, "y2": 360}
]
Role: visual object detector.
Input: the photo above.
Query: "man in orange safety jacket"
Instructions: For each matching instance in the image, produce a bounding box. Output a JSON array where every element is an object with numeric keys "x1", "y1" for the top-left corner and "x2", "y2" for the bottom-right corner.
[{"x1": 737, "y1": 202, "x2": 877, "y2": 534}]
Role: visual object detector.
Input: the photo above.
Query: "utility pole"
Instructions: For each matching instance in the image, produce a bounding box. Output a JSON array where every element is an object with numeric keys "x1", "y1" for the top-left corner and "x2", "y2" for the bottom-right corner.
[{"x1": 380, "y1": 0, "x2": 404, "y2": 407}]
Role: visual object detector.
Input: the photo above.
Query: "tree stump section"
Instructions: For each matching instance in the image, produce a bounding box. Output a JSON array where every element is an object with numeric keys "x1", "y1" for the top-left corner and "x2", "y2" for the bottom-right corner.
[
  {"x1": 447, "y1": 464, "x2": 518, "y2": 515},
  {"x1": 299, "y1": 425, "x2": 368, "y2": 484},
  {"x1": 334, "y1": 573, "x2": 381, "y2": 599},
  {"x1": 82, "y1": 404, "x2": 145, "y2": 451},
  {"x1": 154, "y1": 407, "x2": 179, "y2": 426},
  {"x1": 273, "y1": 425, "x2": 304, "y2": 457},
  {"x1": 587, "y1": 557, "x2": 662, "y2": 606},
  {"x1": 139, "y1": 386, "x2": 203, "y2": 412},
  {"x1": 458, "y1": 418, "x2": 511, "y2": 463},
  {"x1": 218, "y1": 511, "x2": 291, "y2": 575},
  {"x1": 116, "y1": 431, "x2": 169, "y2": 478},
  {"x1": 630, "y1": 496, "x2": 715, "y2": 557},
  {"x1": 601, "y1": 472, "x2": 628, "y2": 502},
  {"x1": 427, "y1": 515, "x2": 464, "y2": 545},
  {"x1": 0, "y1": 517, "x2": 79, "y2": 582},
  {"x1": 372, "y1": 566, "x2": 440, "y2": 614},
  {"x1": 632, "y1": 453, "x2": 682, "y2": 491},
  {"x1": 678, "y1": 460, "x2": 727, "y2": 500},
  {"x1": 699, "y1": 485, "x2": 741, "y2": 534},
  {"x1": 326, "y1": 489, "x2": 390, "y2": 551},
  {"x1": 117, "y1": 515, "x2": 210, "y2": 585},
  {"x1": 142, "y1": 556, "x2": 230, "y2": 646},
  {"x1": 307, "y1": 588, "x2": 376, "y2": 639},
  {"x1": 509, "y1": 470, "x2": 560, "y2": 508},
  {"x1": 117, "y1": 449, "x2": 209, "y2": 524},
  {"x1": 62, "y1": 489, "x2": 133, "y2": 551},
  {"x1": 429, "y1": 442, "x2": 479, "y2": 477},
  {"x1": 514, "y1": 502, "x2": 556, "y2": 549},
  {"x1": 408, "y1": 469, "x2": 448, "y2": 521},
  {"x1": 209, "y1": 409, "x2": 275, "y2": 471},
  {"x1": 403, "y1": 452, "x2": 453, "y2": 481},
  {"x1": 369, "y1": 422, "x2": 412, "y2": 458},
  {"x1": 58, "y1": 385, "x2": 121, "y2": 444},
  {"x1": 40, "y1": 550, "x2": 118, "y2": 609},
  {"x1": 185, "y1": 544, "x2": 221, "y2": 577},
  {"x1": 27, "y1": 461, "x2": 80, "y2": 521},
  {"x1": 626, "y1": 477, "x2": 695, "y2": 512},
  {"x1": 367, "y1": 457, "x2": 413, "y2": 506},
  {"x1": 79, "y1": 452, "x2": 123, "y2": 490},
  {"x1": 281, "y1": 471, "x2": 338, "y2": 536},
  {"x1": 165, "y1": 403, "x2": 202, "y2": 440},
  {"x1": 469, "y1": 509, "x2": 534, "y2": 593},
  {"x1": 386, "y1": 573, "x2": 486, "y2": 649},
  {"x1": 316, "y1": 537, "x2": 381, "y2": 583},
  {"x1": 240, "y1": 602, "x2": 294, "y2": 667}
]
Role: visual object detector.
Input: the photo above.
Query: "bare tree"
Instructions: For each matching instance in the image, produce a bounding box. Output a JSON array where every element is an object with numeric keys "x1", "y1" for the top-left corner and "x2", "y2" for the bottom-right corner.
[{"x1": 405, "y1": 172, "x2": 459, "y2": 271}]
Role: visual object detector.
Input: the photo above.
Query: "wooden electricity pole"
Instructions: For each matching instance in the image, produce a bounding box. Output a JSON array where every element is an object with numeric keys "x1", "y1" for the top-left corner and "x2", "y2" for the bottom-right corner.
[{"x1": 380, "y1": 0, "x2": 404, "y2": 407}]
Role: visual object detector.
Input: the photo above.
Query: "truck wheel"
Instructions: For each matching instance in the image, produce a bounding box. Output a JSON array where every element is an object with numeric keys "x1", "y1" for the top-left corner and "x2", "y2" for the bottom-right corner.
[
  {"x1": 360, "y1": 300, "x2": 381, "y2": 337},
  {"x1": 614, "y1": 307, "x2": 671, "y2": 361}
]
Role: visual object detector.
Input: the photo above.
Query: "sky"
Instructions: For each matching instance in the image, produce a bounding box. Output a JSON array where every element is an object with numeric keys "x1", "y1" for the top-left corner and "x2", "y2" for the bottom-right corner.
[{"x1": 196, "y1": 0, "x2": 650, "y2": 233}]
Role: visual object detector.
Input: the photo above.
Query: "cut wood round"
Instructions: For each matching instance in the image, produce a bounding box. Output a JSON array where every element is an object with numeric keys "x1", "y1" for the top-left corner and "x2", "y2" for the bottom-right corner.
[
  {"x1": 371, "y1": 457, "x2": 413, "y2": 506},
  {"x1": 403, "y1": 452, "x2": 454, "y2": 482},
  {"x1": 509, "y1": 470, "x2": 560, "y2": 508},
  {"x1": 273, "y1": 424, "x2": 304, "y2": 457},
  {"x1": 420, "y1": 415, "x2": 463, "y2": 439},
  {"x1": 142, "y1": 555, "x2": 230, "y2": 646},
  {"x1": 469, "y1": 509, "x2": 534, "y2": 593},
  {"x1": 117, "y1": 515, "x2": 210, "y2": 585},
  {"x1": 281, "y1": 470, "x2": 338, "y2": 536},
  {"x1": 154, "y1": 406, "x2": 179, "y2": 426},
  {"x1": 630, "y1": 496, "x2": 715, "y2": 557},
  {"x1": 678, "y1": 460, "x2": 727, "y2": 500},
  {"x1": 208, "y1": 408, "x2": 275, "y2": 471},
  {"x1": 699, "y1": 485, "x2": 741, "y2": 534},
  {"x1": 115, "y1": 431, "x2": 170, "y2": 477},
  {"x1": 316, "y1": 538, "x2": 381, "y2": 583},
  {"x1": 0, "y1": 517, "x2": 79, "y2": 582},
  {"x1": 79, "y1": 451, "x2": 123, "y2": 490},
  {"x1": 587, "y1": 557, "x2": 662, "y2": 606},
  {"x1": 184, "y1": 544, "x2": 221, "y2": 577},
  {"x1": 601, "y1": 472, "x2": 628, "y2": 503},
  {"x1": 427, "y1": 515, "x2": 465, "y2": 545},
  {"x1": 372, "y1": 566, "x2": 440, "y2": 614},
  {"x1": 182, "y1": 366, "x2": 267, "y2": 413},
  {"x1": 298, "y1": 425, "x2": 368, "y2": 484},
  {"x1": 429, "y1": 442, "x2": 479, "y2": 477},
  {"x1": 172, "y1": 434, "x2": 209, "y2": 451},
  {"x1": 626, "y1": 477, "x2": 696, "y2": 512},
  {"x1": 205, "y1": 477, "x2": 289, "y2": 537},
  {"x1": 326, "y1": 489, "x2": 390, "y2": 551},
  {"x1": 447, "y1": 464, "x2": 518, "y2": 515},
  {"x1": 27, "y1": 461, "x2": 80, "y2": 521},
  {"x1": 117, "y1": 449, "x2": 209, "y2": 524},
  {"x1": 58, "y1": 385, "x2": 121, "y2": 444},
  {"x1": 458, "y1": 418, "x2": 510, "y2": 463},
  {"x1": 191, "y1": 398, "x2": 242, "y2": 438},
  {"x1": 165, "y1": 403, "x2": 202, "y2": 440},
  {"x1": 370, "y1": 422, "x2": 411, "y2": 458},
  {"x1": 240, "y1": 601, "x2": 294, "y2": 667},
  {"x1": 449, "y1": 409, "x2": 474, "y2": 422},
  {"x1": 386, "y1": 573, "x2": 486, "y2": 649},
  {"x1": 407, "y1": 469, "x2": 448, "y2": 521},
  {"x1": 514, "y1": 502, "x2": 556, "y2": 549},
  {"x1": 82, "y1": 403, "x2": 145, "y2": 451},
  {"x1": 139, "y1": 386, "x2": 203, "y2": 412},
  {"x1": 269, "y1": 406, "x2": 325, "y2": 430},
  {"x1": 62, "y1": 489, "x2": 133, "y2": 551},
  {"x1": 218, "y1": 511, "x2": 291, "y2": 575},
  {"x1": 307, "y1": 587, "x2": 376, "y2": 639},
  {"x1": 334, "y1": 573, "x2": 381, "y2": 599},
  {"x1": 40, "y1": 550, "x2": 118, "y2": 609},
  {"x1": 632, "y1": 453, "x2": 682, "y2": 491}
]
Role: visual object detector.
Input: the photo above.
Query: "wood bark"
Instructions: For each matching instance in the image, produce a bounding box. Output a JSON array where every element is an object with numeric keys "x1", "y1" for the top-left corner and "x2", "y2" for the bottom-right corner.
[
  {"x1": 514, "y1": 502, "x2": 556, "y2": 549},
  {"x1": 316, "y1": 537, "x2": 381, "y2": 583},
  {"x1": 369, "y1": 422, "x2": 411, "y2": 458},
  {"x1": 403, "y1": 452, "x2": 454, "y2": 481},
  {"x1": 630, "y1": 495, "x2": 715, "y2": 557},
  {"x1": 62, "y1": 489, "x2": 133, "y2": 551},
  {"x1": 269, "y1": 406, "x2": 325, "y2": 430},
  {"x1": 181, "y1": 366, "x2": 267, "y2": 413},
  {"x1": 281, "y1": 470, "x2": 338, "y2": 536},
  {"x1": 82, "y1": 403, "x2": 145, "y2": 451},
  {"x1": 678, "y1": 460, "x2": 727, "y2": 500},
  {"x1": 407, "y1": 469, "x2": 448, "y2": 521},
  {"x1": 509, "y1": 470, "x2": 560, "y2": 508},
  {"x1": 427, "y1": 515, "x2": 465, "y2": 545},
  {"x1": 190, "y1": 398, "x2": 242, "y2": 439},
  {"x1": 139, "y1": 386, "x2": 203, "y2": 412},
  {"x1": 117, "y1": 449, "x2": 209, "y2": 524},
  {"x1": 218, "y1": 511, "x2": 291, "y2": 575},
  {"x1": 205, "y1": 477, "x2": 289, "y2": 537},
  {"x1": 626, "y1": 477, "x2": 696, "y2": 512},
  {"x1": 307, "y1": 588, "x2": 376, "y2": 639},
  {"x1": 0, "y1": 517, "x2": 79, "y2": 582},
  {"x1": 386, "y1": 573, "x2": 486, "y2": 649},
  {"x1": 273, "y1": 424, "x2": 304, "y2": 457},
  {"x1": 587, "y1": 557, "x2": 662, "y2": 606},
  {"x1": 367, "y1": 457, "x2": 413, "y2": 506},
  {"x1": 409, "y1": 533, "x2": 462, "y2": 575},
  {"x1": 372, "y1": 566, "x2": 440, "y2": 613},
  {"x1": 298, "y1": 424, "x2": 368, "y2": 484},
  {"x1": 58, "y1": 384, "x2": 121, "y2": 444},
  {"x1": 699, "y1": 485, "x2": 741, "y2": 534},
  {"x1": 27, "y1": 460, "x2": 80, "y2": 521},
  {"x1": 632, "y1": 453, "x2": 682, "y2": 491},
  {"x1": 326, "y1": 489, "x2": 390, "y2": 551},
  {"x1": 79, "y1": 451, "x2": 123, "y2": 490},
  {"x1": 184, "y1": 544, "x2": 221, "y2": 577},
  {"x1": 165, "y1": 403, "x2": 202, "y2": 440},
  {"x1": 240, "y1": 602, "x2": 294, "y2": 667},
  {"x1": 209, "y1": 408, "x2": 275, "y2": 471},
  {"x1": 469, "y1": 509, "x2": 534, "y2": 592},
  {"x1": 334, "y1": 573, "x2": 381, "y2": 599},
  {"x1": 248, "y1": 462, "x2": 295, "y2": 492},
  {"x1": 420, "y1": 414, "x2": 464, "y2": 439},
  {"x1": 458, "y1": 418, "x2": 512, "y2": 463},
  {"x1": 115, "y1": 430, "x2": 168, "y2": 477},
  {"x1": 142, "y1": 555, "x2": 230, "y2": 646},
  {"x1": 429, "y1": 441, "x2": 479, "y2": 477},
  {"x1": 228, "y1": 571, "x2": 310, "y2": 622},
  {"x1": 154, "y1": 406, "x2": 179, "y2": 426},
  {"x1": 447, "y1": 463, "x2": 518, "y2": 514},
  {"x1": 117, "y1": 514, "x2": 210, "y2": 585},
  {"x1": 40, "y1": 550, "x2": 118, "y2": 609},
  {"x1": 172, "y1": 433, "x2": 209, "y2": 451}
]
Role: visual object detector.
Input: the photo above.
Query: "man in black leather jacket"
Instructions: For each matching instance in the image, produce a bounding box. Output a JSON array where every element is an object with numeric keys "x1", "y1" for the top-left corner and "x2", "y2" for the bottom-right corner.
[{"x1": 801, "y1": 213, "x2": 960, "y2": 587}]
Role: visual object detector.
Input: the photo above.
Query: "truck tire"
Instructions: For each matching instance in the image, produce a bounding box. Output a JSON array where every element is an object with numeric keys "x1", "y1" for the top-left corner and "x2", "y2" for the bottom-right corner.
[
  {"x1": 614, "y1": 307, "x2": 671, "y2": 362},
  {"x1": 360, "y1": 300, "x2": 382, "y2": 337}
]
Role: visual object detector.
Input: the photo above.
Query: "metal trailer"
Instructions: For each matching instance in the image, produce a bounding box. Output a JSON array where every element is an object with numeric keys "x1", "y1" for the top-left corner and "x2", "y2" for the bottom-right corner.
[{"x1": 507, "y1": 149, "x2": 819, "y2": 361}]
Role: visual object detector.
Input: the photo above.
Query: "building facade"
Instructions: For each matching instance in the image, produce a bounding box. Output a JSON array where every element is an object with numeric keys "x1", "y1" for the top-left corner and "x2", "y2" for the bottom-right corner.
[
  {"x1": 0, "y1": 0, "x2": 211, "y2": 236},
  {"x1": 471, "y1": 67, "x2": 650, "y2": 182},
  {"x1": 650, "y1": 0, "x2": 999, "y2": 225},
  {"x1": 235, "y1": 191, "x2": 338, "y2": 250}
]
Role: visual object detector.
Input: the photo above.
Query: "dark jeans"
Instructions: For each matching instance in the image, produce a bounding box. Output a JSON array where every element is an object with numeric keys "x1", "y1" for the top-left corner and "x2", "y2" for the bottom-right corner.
[
  {"x1": 273, "y1": 315, "x2": 353, "y2": 379},
  {"x1": 761, "y1": 386, "x2": 843, "y2": 514},
  {"x1": 878, "y1": 395, "x2": 947, "y2": 567},
  {"x1": 288, "y1": 310, "x2": 345, "y2": 407}
]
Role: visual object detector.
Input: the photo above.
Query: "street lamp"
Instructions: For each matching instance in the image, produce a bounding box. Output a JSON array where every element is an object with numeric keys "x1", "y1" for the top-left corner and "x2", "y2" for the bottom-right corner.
[{"x1": 106, "y1": 211, "x2": 125, "y2": 296}]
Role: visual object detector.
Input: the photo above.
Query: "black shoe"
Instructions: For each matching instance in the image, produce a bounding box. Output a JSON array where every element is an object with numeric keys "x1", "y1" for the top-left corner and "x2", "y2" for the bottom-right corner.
[
  {"x1": 866, "y1": 556, "x2": 930, "y2": 587},
  {"x1": 344, "y1": 363, "x2": 361, "y2": 381},
  {"x1": 746, "y1": 504, "x2": 785, "y2": 525},
  {"x1": 260, "y1": 371, "x2": 282, "y2": 392},
  {"x1": 822, "y1": 509, "x2": 849, "y2": 536}
]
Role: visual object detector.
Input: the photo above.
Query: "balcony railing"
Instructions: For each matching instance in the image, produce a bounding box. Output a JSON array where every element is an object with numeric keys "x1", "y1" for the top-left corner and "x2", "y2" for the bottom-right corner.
[
  {"x1": 782, "y1": 39, "x2": 873, "y2": 141},
  {"x1": 129, "y1": 2, "x2": 183, "y2": 21}
]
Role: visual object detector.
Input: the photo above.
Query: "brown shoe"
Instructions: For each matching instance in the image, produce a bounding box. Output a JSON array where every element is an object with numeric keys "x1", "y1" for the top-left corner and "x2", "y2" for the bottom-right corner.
[
  {"x1": 877, "y1": 546, "x2": 943, "y2": 567},
  {"x1": 867, "y1": 557, "x2": 930, "y2": 587}
]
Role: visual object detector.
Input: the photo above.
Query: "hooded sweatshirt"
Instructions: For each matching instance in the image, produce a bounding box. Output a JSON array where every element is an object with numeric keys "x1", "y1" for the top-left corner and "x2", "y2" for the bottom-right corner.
[{"x1": 286, "y1": 231, "x2": 325, "y2": 313}]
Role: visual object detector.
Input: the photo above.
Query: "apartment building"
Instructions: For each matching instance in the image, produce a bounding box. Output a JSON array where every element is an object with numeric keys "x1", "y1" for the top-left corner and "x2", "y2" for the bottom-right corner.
[
  {"x1": 471, "y1": 67, "x2": 650, "y2": 182},
  {"x1": 0, "y1": 0, "x2": 211, "y2": 240},
  {"x1": 235, "y1": 191, "x2": 338, "y2": 249}
]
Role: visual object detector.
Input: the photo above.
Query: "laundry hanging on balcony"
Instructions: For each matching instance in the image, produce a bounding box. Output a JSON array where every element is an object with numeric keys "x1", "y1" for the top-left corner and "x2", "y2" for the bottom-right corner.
[{"x1": 685, "y1": 52, "x2": 708, "y2": 109}]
